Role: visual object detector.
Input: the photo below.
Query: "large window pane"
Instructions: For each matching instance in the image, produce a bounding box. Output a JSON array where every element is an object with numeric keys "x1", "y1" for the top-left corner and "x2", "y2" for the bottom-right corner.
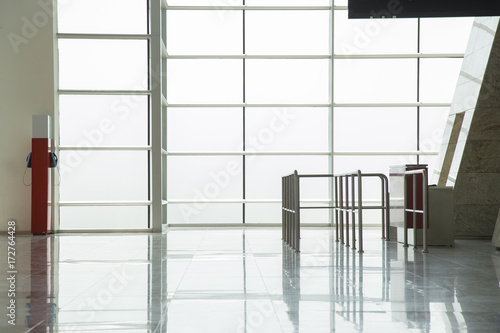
[
  {"x1": 167, "y1": 11, "x2": 242, "y2": 55},
  {"x1": 419, "y1": 107, "x2": 448, "y2": 176},
  {"x1": 420, "y1": 107, "x2": 449, "y2": 153},
  {"x1": 419, "y1": 58, "x2": 462, "y2": 103},
  {"x1": 59, "y1": 206, "x2": 148, "y2": 229},
  {"x1": 334, "y1": 155, "x2": 417, "y2": 199},
  {"x1": 167, "y1": 60, "x2": 243, "y2": 103},
  {"x1": 59, "y1": 151, "x2": 148, "y2": 201},
  {"x1": 58, "y1": 0, "x2": 147, "y2": 34},
  {"x1": 334, "y1": 59, "x2": 417, "y2": 103},
  {"x1": 59, "y1": 95, "x2": 148, "y2": 147},
  {"x1": 246, "y1": 156, "x2": 329, "y2": 199},
  {"x1": 334, "y1": 107, "x2": 417, "y2": 151},
  {"x1": 246, "y1": 11, "x2": 329, "y2": 55},
  {"x1": 420, "y1": 18, "x2": 473, "y2": 54},
  {"x1": 59, "y1": 39, "x2": 148, "y2": 91},
  {"x1": 334, "y1": 11, "x2": 417, "y2": 55},
  {"x1": 246, "y1": 60, "x2": 329, "y2": 103},
  {"x1": 167, "y1": 108, "x2": 242, "y2": 151},
  {"x1": 167, "y1": 156, "x2": 243, "y2": 199},
  {"x1": 245, "y1": 107, "x2": 329, "y2": 152},
  {"x1": 168, "y1": 203, "x2": 242, "y2": 224}
]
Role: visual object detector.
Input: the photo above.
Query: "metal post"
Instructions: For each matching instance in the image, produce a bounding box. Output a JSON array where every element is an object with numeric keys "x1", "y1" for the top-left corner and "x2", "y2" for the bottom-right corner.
[
  {"x1": 345, "y1": 175, "x2": 350, "y2": 248},
  {"x1": 282, "y1": 176, "x2": 285, "y2": 241},
  {"x1": 351, "y1": 174, "x2": 356, "y2": 250},
  {"x1": 284, "y1": 176, "x2": 287, "y2": 244},
  {"x1": 385, "y1": 177, "x2": 391, "y2": 242},
  {"x1": 335, "y1": 176, "x2": 339, "y2": 242},
  {"x1": 285, "y1": 175, "x2": 292, "y2": 245},
  {"x1": 358, "y1": 170, "x2": 363, "y2": 253},
  {"x1": 294, "y1": 170, "x2": 300, "y2": 252},
  {"x1": 381, "y1": 177, "x2": 385, "y2": 240},
  {"x1": 422, "y1": 169, "x2": 428, "y2": 253},
  {"x1": 403, "y1": 174, "x2": 409, "y2": 248},
  {"x1": 290, "y1": 174, "x2": 293, "y2": 248},
  {"x1": 413, "y1": 174, "x2": 418, "y2": 250},
  {"x1": 151, "y1": 0, "x2": 163, "y2": 231},
  {"x1": 339, "y1": 176, "x2": 344, "y2": 245}
]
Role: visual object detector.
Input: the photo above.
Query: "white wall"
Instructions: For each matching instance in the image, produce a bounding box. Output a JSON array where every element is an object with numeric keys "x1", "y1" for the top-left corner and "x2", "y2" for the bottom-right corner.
[{"x1": 0, "y1": 0, "x2": 55, "y2": 232}]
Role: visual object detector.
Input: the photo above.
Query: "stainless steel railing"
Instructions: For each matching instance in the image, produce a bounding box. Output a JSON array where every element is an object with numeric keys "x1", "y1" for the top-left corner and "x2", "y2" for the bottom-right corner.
[
  {"x1": 403, "y1": 168, "x2": 429, "y2": 253},
  {"x1": 282, "y1": 170, "x2": 390, "y2": 253}
]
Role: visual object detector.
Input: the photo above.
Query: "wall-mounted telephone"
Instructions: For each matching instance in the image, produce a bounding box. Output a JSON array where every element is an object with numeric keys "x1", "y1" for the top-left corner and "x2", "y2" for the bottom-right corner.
[{"x1": 26, "y1": 152, "x2": 58, "y2": 168}]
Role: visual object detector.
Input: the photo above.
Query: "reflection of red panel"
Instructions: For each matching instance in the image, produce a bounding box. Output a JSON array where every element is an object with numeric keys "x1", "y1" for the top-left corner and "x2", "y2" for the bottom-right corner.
[
  {"x1": 31, "y1": 138, "x2": 53, "y2": 235},
  {"x1": 29, "y1": 237, "x2": 55, "y2": 332},
  {"x1": 406, "y1": 166, "x2": 429, "y2": 229}
]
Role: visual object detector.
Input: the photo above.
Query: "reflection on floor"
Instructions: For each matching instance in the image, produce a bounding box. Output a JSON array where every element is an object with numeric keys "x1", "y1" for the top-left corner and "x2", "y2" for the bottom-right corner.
[{"x1": 2, "y1": 228, "x2": 500, "y2": 332}]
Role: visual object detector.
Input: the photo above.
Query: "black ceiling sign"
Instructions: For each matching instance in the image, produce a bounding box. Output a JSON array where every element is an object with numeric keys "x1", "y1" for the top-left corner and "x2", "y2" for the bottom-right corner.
[{"x1": 348, "y1": 0, "x2": 500, "y2": 19}]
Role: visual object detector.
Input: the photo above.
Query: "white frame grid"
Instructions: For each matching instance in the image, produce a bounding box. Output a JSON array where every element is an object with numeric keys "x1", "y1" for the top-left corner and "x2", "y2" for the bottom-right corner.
[
  {"x1": 55, "y1": 1, "x2": 468, "y2": 229},
  {"x1": 55, "y1": 1, "x2": 160, "y2": 231},
  {"x1": 162, "y1": 3, "x2": 462, "y2": 226}
]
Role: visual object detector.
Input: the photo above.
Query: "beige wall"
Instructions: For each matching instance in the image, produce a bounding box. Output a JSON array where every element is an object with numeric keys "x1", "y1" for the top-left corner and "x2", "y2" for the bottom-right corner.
[{"x1": 0, "y1": 0, "x2": 55, "y2": 232}]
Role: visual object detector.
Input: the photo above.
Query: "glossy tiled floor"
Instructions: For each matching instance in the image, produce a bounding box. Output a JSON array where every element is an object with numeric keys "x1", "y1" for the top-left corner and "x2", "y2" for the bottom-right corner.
[{"x1": 2, "y1": 227, "x2": 500, "y2": 332}]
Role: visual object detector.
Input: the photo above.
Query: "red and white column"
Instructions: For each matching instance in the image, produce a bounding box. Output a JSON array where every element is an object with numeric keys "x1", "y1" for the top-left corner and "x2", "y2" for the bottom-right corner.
[{"x1": 31, "y1": 115, "x2": 54, "y2": 235}]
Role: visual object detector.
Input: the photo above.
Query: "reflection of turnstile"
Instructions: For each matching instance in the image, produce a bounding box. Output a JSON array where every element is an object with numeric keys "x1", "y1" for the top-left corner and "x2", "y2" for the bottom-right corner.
[{"x1": 390, "y1": 165, "x2": 454, "y2": 246}]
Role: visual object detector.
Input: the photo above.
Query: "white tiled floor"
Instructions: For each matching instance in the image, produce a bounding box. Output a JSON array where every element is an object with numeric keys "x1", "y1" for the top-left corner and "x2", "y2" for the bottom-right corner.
[{"x1": 2, "y1": 227, "x2": 500, "y2": 332}]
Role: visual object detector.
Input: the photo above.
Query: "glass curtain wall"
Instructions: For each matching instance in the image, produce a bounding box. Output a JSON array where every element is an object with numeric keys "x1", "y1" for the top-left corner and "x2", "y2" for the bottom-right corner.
[
  {"x1": 165, "y1": 1, "x2": 472, "y2": 225},
  {"x1": 165, "y1": 1, "x2": 332, "y2": 224},
  {"x1": 55, "y1": 0, "x2": 472, "y2": 228},
  {"x1": 56, "y1": 0, "x2": 152, "y2": 230}
]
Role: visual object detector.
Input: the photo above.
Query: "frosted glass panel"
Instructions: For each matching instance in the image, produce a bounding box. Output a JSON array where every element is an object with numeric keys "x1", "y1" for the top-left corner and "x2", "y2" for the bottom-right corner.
[
  {"x1": 167, "y1": 156, "x2": 243, "y2": 199},
  {"x1": 59, "y1": 39, "x2": 148, "y2": 91},
  {"x1": 245, "y1": 203, "x2": 281, "y2": 223},
  {"x1": 420, "y1": 18, "x2": 474, "y2": 54},
  {"x1": 59, "y1": 206, "x2": 148, "y2": 230},
  {"x1": 245, "y1": 203, "x2": 329, "y2": 224},
  {"x1": 334, "y1": 155, "x2": 417, "y2": 199},
  {"x1": 334, "y1": 107, "x2": 417, "y2": 151},
  {"x1": 167, "y1": 11, "x2": 242, "y2": 55},
  {"x1": 335, "y1": 155, "x2": 416, "y2": 174},
  {"x1": 246, "y1": 156, "x2": 329, "y2": 199},
  {"x1": 419, "y1": 59, "x2": 462, "y2": 103},
  {"x1": 334, "y1": 59, "x2": 417, "y2": 103},
  {"x1": 246, "y1": 0, "x2": 329, "y2": 4},
  {"x1": 246, "y1": 11, "x2": 329, "y2": 55},
  {"x1": 420, "y1": 107, "x2": 449, "y2": 153},
  {"x1": 59, "y1": 151, "x2": 148, "y2": 201},
  {"x1": 167, "y1": 60, "x2": 243, "y2": 103},
  {"x1": 167, "y1": 203, "x2": 242, "y2": 224},
  {"x1": 167, "y1": 108, "x2": 242, "y2": 151},
  {"x1": 246, "y1": 60, "x2": 329, "y2": 103},
  {"x1": 58, "y1": 0, "x2": 147, "y2": 34},
  {"x1": 59, "y1": 95, "x2": 148, "y2": 146},
  {"x1": 334, "y1": 11, "x2": 417, "y2": 55},
  {"x1": 245, "y1": 107, "x2": 329, "y2": 152}
]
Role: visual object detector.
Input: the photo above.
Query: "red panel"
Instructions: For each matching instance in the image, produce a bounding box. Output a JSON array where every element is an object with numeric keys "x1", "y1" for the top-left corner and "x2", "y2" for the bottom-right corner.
[{"x1": 31, "y1": 139, "x2": 54, "y2": 235}]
